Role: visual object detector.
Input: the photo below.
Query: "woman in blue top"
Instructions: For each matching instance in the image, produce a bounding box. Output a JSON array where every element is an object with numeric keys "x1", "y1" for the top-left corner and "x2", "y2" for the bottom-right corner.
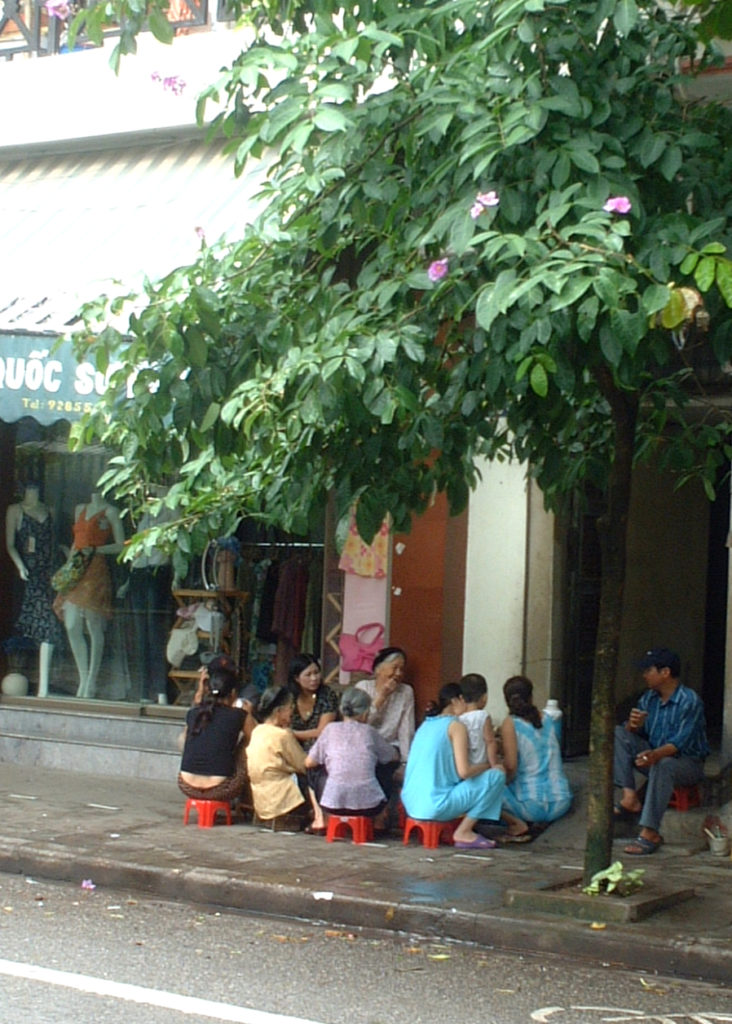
[
  {"x1": 401, "y1": 683, "x2": 506, "y2": 850},
  {"x1": 499, "y1": 675, "x2": 572, "y2": 836}
]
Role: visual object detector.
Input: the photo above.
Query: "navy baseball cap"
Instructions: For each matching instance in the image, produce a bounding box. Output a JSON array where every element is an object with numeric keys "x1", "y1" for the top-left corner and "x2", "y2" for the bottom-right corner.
[{"x1": 637, "y1": 648, "x2": 680, "y2": 677}]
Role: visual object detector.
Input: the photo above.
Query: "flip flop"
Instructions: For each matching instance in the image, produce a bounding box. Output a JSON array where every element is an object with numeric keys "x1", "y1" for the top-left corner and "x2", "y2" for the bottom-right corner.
[
  {"x1": 454, "y1": 836, "x2": 497, "y2": 850},
  {"x1": 624, "y1": 834, "x2": 663, "y2": 855},
  {"x1": 613, "y1": 803, "x2": 638, "y2": 821}
]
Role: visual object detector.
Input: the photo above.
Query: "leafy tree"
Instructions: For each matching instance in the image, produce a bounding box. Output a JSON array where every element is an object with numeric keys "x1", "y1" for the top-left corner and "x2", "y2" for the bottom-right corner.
[
  {"x1": 680, "y1": 0, "x2": 732, "y2": 40},
  {"x1": 72, "y1": 0, "x2": 732, "y2": 880}
]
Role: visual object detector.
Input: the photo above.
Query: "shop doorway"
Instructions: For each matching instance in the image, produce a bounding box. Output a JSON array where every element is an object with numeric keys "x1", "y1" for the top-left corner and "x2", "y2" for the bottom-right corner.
[{"x1": 560, "y1": 473, "x2": 728, "y2": 755}]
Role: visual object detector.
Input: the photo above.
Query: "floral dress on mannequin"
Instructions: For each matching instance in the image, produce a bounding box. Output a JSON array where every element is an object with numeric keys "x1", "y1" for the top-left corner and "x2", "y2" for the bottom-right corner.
[{"x1": 15, "y1": 514, "x2": 63, "y2": 647}]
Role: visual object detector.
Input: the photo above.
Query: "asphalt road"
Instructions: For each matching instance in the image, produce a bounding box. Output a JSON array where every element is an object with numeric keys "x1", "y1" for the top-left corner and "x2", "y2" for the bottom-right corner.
[{"x1": 1, "y1": 873, "x2": 731, "y2": 1024}]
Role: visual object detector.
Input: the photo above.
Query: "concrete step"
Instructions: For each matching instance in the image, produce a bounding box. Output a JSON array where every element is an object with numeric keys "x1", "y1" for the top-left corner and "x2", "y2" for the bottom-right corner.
[{"x1": 0, "y1": 700, "x2": 183, "y2": 781}]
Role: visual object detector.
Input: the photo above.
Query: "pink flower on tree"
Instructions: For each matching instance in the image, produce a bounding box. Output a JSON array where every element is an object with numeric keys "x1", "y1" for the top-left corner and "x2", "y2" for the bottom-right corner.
[
  {"x1": 45, "y1": 0, "x2": 71, "y2": 18},
  {"x1": 151, "y1": 72, "x2": 187, "y2": 96},
  {"x1": 470, "y1": 190, "x2": 500, "y2": 219},
  {"x1": 427, "y1": 258, "x2": 449, "y2": 282},
  {"x1": 603, "y1": 196, "x2": 632, "y2": 214}
]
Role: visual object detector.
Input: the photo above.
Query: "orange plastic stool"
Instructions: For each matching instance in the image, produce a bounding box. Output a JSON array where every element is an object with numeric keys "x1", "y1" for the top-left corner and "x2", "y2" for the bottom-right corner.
[
  {"x1": 326, "y1": 815, "x2": 374, "y2": 844},
  {"x1": 183, "y1": 798, "x2": 232, "y2": 828},
  {"x1": 403, "y1": 817, "x2": 459, "y2": 849},
  {"x1": 668, "y1": 784, "x2": 702, "y2": 811}
]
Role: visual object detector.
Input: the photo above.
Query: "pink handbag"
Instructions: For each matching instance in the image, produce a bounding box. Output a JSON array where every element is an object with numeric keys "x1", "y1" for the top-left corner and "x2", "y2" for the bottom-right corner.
[{"x1": 339, "y1": 622, "x2": 385, "y2": 673}]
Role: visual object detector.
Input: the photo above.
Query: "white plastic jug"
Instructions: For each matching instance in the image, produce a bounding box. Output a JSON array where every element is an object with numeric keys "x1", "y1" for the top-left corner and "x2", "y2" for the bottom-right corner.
[{"x1": 543, "y1": 698, "x2": 563, "y2": 746}]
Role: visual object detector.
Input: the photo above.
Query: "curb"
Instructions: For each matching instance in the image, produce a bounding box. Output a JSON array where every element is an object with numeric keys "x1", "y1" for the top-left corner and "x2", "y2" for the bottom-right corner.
[{"x1": 1, "y1": 839, "x2": 731, "y2": 984}]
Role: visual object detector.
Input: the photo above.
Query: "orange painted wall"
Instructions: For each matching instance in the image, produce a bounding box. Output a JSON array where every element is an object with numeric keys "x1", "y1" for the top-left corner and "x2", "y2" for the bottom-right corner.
[{"x1": 389, "y1": 494, "x2": 467, "y2": 721}]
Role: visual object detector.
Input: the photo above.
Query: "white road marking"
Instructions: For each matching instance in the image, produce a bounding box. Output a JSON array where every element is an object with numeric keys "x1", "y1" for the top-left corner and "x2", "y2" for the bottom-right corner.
[
  {"x1": 0, "y1": 958, "x2": 325, "y2": 1024},
  {"x1": 86, "y1": 803, "x2": 121, "y2": 810},
  {"x1": 531, "y1": 1011, "x2": 732, "y2": 1024}
]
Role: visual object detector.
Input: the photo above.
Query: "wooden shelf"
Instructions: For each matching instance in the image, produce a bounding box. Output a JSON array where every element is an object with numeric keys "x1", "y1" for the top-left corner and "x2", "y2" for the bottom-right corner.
[{"x1": 168, "y1": 588, "x2": 249, "y2": 705}]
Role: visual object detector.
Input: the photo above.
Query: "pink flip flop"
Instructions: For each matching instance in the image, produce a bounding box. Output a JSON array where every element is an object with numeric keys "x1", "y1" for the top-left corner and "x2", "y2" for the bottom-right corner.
[{"x1": 454, "y1": 836, "x2": 497, "y2": 850}]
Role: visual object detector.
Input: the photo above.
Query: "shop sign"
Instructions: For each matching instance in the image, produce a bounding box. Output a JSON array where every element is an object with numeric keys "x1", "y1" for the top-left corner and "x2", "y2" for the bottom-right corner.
[{"x1": 0, "y1": 334, "x2": 116, "y2": 425}]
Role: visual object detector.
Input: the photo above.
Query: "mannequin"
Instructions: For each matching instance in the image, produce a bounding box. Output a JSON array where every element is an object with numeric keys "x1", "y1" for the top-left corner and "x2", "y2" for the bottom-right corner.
[
  {"x1": 5, "y1": 483, "x2": 63, "y2": 697},
  {"x1": 52, "y1": 492, "x2": 124, "y2": 699}
]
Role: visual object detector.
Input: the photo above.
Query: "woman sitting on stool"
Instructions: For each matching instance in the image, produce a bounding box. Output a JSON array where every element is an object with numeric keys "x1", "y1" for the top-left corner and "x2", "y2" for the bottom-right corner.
[
  {"x1": 499, "y1": 675, "x2": 572, "y2": 838},
  {"x1": 178, "y1": 661, "x2": 248, "y2": 804},
  {"x1": 401, "y1": 682, "x2": 506, "y2": 850},
  {"x1": 246, "y1": 685, "x2": 308, "y2": 827},
  {"x1": 305, "y1": 687, "x2": 398, "y2": 825}
]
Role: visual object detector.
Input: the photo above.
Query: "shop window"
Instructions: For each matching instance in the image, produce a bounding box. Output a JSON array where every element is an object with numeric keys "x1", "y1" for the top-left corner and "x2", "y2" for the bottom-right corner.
[{"x1": 1, "y1": 418, "x2": 330, "y2": 705}]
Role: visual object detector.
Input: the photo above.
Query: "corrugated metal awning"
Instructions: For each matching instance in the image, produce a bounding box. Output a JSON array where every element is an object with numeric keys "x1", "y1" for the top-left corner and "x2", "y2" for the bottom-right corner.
[{"x1": 0, "y1": 137, "x2": 264, "y2": 334}]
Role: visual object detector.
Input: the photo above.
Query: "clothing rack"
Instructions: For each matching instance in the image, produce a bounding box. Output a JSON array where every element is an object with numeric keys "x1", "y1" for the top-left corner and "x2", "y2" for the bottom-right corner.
[{"x1": 240, "y1": 541, "x2": 324, "y2": 549}]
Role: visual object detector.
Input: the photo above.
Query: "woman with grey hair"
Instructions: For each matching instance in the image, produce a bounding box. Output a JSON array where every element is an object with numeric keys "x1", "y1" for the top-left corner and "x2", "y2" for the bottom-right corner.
[
  {"x1": 305, "y1": 686, "x2": 398, "y2": 819},
  {"x1": 355, "y1": 646, "x2": 415, "y2": 770}
]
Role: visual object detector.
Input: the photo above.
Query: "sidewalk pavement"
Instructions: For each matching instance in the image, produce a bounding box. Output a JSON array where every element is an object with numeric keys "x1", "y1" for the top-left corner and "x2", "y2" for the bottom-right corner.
[{"x1": 1, "y1": 758, "x2": 731, "y2": 984}]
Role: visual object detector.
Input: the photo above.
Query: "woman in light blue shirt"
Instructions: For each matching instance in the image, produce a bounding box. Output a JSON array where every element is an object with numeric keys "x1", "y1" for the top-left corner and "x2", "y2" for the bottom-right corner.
[{"x1": 499, "y1": 675, "x2": 572, "y2": 834}]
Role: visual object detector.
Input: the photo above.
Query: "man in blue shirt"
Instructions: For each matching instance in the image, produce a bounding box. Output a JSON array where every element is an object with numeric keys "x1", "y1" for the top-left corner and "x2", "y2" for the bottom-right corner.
[{"x1": 613, "y1": 647, "x2": 709, "y2": 855}]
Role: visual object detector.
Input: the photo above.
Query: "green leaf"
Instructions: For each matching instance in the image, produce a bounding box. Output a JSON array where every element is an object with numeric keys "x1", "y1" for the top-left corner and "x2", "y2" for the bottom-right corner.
[
  {"x1": 313, "y1": 106, "x2": 351, "y2": 132},
  {"x1": 641, "y1": 284, "x2": 671, "y2": 317},
  {"x1": 449, "y1": 212, "x2": 476, "y2": 256},
  {"x1": 475, "y1": 270, "x2": 517, "y2": 332},
  {"x1": 568, "y1": 147, "x2": 600, "y2": 174},
  {"x1": 549, "y1": 274, "x2": 592, "y2": 311},
  {"x1": 529, "y1": 362, "x2": 548, "y2": 397},
  {"x1": 593, "y1": 273, "x2": 620, "y2": 308},
  {"x1": 716, "y1": 261, "x2": 732, "y2": 307},
  {"x1": 186, "y1": 327, "x2": 208, "y2": 368},
  {"x1": 680, "y1": 252, "x2": 700, "y2": 276},
  {"x1": 200, "y1": 402, "x2": 221, "y2": 432},
  {"x1": 599, "y1": 324, "x2": 623, "y2": 366},
  {"x1": 659, "y1": 145, "x2": 682, "y2": 182},
  {"x1": 148, "y1": 8, "x2": 174, "y2": 44},
  {"x1": 614, "y1": 0, "x2": 639, "y2": 36},
  {"x1": 660, "y1": 289, "x2": 687, "y2": 329},
  {"x1": 695, "y1": 256, "x2": 716, "y2": 292},
  {"x1": 610, "y1": 309, "x2": 645, "y2": 355},
  {"x1": 639, "y1": 132, "x2": 667, "y2": 168}
]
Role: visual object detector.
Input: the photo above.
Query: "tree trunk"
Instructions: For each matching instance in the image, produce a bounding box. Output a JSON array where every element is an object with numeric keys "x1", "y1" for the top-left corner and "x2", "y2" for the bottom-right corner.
[{"x1": 583, "y1": 371, "x2": 638, "y2": 884}]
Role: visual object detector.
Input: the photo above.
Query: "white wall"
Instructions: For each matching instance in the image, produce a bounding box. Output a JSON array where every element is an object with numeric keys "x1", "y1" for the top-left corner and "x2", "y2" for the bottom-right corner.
[
  {"x1": 462, "y1": 457, "x2": 529, "y2": 723},
  {"x1": 0, "y1": 30, "x2": 246, "y2": 151}
]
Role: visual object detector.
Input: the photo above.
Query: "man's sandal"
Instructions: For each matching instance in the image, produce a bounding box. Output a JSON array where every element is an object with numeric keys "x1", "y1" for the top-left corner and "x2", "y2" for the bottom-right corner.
[
  {"x1": 613, "y1": 803, "x2": 639, "y2": 821},
  {"x1": 624, "y1": 834, "x2": 663, "y2": 855}
]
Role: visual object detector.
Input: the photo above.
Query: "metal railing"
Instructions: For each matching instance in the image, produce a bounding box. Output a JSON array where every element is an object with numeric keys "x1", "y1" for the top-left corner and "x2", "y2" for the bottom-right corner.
[{"x1": 0, "y1": 0, "x2": 209, "y2": 60}]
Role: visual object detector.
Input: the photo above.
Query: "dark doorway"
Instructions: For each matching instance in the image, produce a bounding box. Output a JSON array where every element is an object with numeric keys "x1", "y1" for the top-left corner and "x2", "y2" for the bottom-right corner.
[
  {"x1": 560, "y1": 491, "x2": 603, "y2": 757},
  {"x1": 703, "y1": 477, "x2": 729, "y2": 747}
]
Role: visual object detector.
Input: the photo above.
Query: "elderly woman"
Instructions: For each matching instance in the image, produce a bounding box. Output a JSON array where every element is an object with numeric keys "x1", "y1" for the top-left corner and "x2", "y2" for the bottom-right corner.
[
  {"x1": 288, "y1": 653, "x2": 339, "y2": 834},
  {"x1": 402, "y1": 682, "x2": 506, "y2": 849},
  {"x1": 499, "y1": 675, "x2": 572, "y2": 837},
  {"x1": 305, "y1": 687, "x2": 398, "y2": 818},
  {"x1": 246, "y1": 685, "x2": 308, "y2": 826},
  {"x1": 178, "y1": 661, "x2": 248, "y2": 804},
  {"x1": 356, "y1": 646, "x2": 415, "y2": 771}
]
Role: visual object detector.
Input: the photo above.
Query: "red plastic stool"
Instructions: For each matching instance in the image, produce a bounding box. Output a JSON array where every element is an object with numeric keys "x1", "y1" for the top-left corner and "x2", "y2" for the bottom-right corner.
[
  {"x1": 668, "y1": 784, "x2": 702, "y2": 811},
  {"x1": 326, "y1": 815, "x2": 374, "y2": 844},
  {"x1": 183, "y1": 798, "x2": 232, "y2": 828},
  {"x1": 403, "y1": 817, "x2": 459, "y2": 849}
]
